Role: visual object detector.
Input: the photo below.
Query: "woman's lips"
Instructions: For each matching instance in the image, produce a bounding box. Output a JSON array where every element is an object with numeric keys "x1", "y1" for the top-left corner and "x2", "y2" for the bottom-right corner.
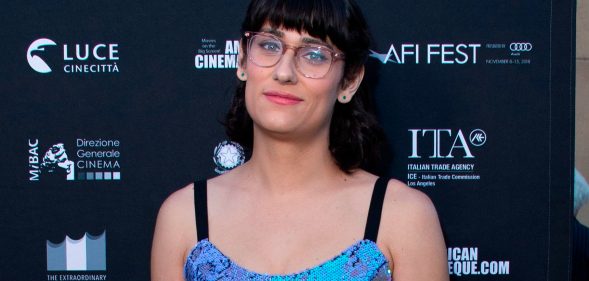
[{"x1": 263, "y1": 91, "x2": 304, "y2": 105}]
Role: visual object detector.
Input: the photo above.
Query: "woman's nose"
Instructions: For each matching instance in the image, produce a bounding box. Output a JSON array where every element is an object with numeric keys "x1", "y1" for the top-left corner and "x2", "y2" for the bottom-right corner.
[{"x1": 272, "y1": 49, "x2": 298, "y2": 84}]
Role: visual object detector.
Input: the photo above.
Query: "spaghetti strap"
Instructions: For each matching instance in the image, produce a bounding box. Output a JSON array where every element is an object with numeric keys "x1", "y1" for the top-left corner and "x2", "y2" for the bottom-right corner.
[
  {"x1": 363, "y1": 177, "x2": 389, "y2": 242},
  {"x1": 193, "y1": 179, "x2": 209, "y2": 241}
]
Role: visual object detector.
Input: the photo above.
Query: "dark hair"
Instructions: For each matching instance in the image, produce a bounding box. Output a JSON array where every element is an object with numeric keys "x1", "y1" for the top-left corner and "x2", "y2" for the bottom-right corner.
[{"x1": 225, "y1": 0, "x2": 386, "y2": 173}]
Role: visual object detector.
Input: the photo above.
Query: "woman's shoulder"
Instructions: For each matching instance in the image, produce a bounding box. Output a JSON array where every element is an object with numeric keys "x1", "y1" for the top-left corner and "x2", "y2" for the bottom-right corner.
[
  {"x1": 151, "y1": 183, "x2": 200, "y2": 279},
  {"x1": 379, "y1": 178, "x2": 441, "y2": 239},
  {"x1": 159, "y1": 183, "x2": 195, "y2": 218},
  {"x1": 383, "y1": 179, "x2": 437, "y2": 216},
  {"x1": 379, "y1": 178, "x2": 448, "y2": 279},
  {"x1": 154, "y1": 182, "x2": 198, "y2": 248}
]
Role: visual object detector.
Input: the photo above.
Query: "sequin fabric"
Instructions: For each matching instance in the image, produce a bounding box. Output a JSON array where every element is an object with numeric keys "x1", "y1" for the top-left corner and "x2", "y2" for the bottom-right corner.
[{"x1": 184, "y1": 239, "x2": 391, "y2": 280}]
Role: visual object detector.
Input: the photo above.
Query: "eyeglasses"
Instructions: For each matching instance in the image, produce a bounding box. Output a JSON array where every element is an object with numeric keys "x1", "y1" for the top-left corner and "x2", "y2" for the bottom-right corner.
[{"x1": 244, "y1": 31, "x2": 345, "y2": 79}]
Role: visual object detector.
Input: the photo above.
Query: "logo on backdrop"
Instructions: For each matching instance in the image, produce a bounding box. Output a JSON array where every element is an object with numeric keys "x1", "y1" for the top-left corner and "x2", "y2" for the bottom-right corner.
[
  {"x1": 406, "y1": 128, "x2": 486, "y2": 188},
  {"x1": 370, "y1": 40, "x2": 534, "y2": 65},
  {"x1": 447, "y1": 246, "x2": 510, "y2": 276},
  {"x1": 46, "y1": 231, "x2": 107, "y2": 280},
  {"x1": 369, "y1": 43, "x2": 481, "y2": 64},
  {"x1": 509, "y1": 42, "x2": 533, "y2": 52},
  {"x1": 195, "y1": 38, "x2": 240, "y2": 69},
  {"x1": 485, "y1": 41, "x2": 534, "y2": 64},
  {"x1": 26, "y1": 38, "x2": 120, "y2": 74},
  {"x1": 469, "y1": 129, "x2": 487, "y2": 146},
  {"x1": 28, "y1": 138, "x2": 122, "y2": 182},
  {"x1": 40, "y1": 143, "x2": 76, "y2": 180},
  {"x1": 213, "y1": 140, "x2": 245, "y2": 174},
  {"x1": 27, "y1": 38, "x2": 57, "y2": 73}
]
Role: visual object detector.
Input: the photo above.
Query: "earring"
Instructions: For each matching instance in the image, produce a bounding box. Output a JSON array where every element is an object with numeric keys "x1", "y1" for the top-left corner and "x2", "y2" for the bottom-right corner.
[{"x1": 239, "y1": 71, "x2": 247, "y2": 81}]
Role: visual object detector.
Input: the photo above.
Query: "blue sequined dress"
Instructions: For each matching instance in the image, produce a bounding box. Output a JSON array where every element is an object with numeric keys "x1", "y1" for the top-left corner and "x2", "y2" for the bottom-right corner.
[{"x1": 184, "y1": 178, "x2": 392, "y2": 280}]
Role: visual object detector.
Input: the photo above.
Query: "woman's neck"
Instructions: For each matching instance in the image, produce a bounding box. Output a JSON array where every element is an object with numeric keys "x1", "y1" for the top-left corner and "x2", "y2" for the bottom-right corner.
[{"x1": 240, "y1": 131, "x2": 345, "y2": 195}]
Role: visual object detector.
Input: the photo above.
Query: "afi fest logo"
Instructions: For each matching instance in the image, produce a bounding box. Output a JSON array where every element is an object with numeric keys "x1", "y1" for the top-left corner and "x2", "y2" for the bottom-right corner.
[
  {"x1": 369, "y1": 43, "x2": 481, "y2": 64},
  {"x1": 26, "y1": 38, "x2": 120, "y2": 74},
  {"x1": 409, "y1": 129, "x2": 487, "y2": 158},
  {"x1": 27, "y1": 38, "x2": 57, "y2": 73}
]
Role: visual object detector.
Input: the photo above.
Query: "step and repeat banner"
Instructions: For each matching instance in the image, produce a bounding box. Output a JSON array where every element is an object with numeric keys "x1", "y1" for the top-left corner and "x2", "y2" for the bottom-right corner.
[{"x1": 0, "y1": 0, "x2": 574, "y2": 280}]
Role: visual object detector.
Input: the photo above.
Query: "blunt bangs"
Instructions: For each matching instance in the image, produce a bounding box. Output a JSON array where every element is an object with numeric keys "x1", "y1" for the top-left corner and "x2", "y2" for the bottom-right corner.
[{"x1": 241, "y1": 0, "x2": 370, "y2": 80}]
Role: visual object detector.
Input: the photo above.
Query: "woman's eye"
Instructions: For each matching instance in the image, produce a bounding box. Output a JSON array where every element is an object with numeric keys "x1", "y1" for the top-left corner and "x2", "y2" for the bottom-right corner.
[
  {"x1": 301, "y1": 49, "x2": 328, "y2": 64},
  {"x1": 258, "y1": 40, "x2": 281, "y2": 52}
]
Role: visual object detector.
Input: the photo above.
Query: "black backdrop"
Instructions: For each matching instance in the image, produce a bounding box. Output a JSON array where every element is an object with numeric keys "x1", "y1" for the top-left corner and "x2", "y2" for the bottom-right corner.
[{"x1": 0, "y1": 0, "x2": 575, "y2": 280}]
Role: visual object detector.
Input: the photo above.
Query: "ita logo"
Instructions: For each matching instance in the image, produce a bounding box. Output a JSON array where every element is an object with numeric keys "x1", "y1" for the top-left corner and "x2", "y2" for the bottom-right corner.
[
  {"x1": 28, "y1": 138, "x2": 122, "y2": 182},
  {"x1": 46, "y1": 231, "x2": 106, "y2": 271},
  {"x1": 213, "y1": 140, "x2": 245, "y2": 174},
  {"x1": 408, "y1": 128, "x2": 487, "y2": 159}
]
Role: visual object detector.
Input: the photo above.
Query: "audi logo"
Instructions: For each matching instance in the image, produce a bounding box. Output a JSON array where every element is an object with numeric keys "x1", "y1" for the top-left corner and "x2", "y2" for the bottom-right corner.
[{"x1": 509, "y1": 42, "x2": 533, "y2": 52}]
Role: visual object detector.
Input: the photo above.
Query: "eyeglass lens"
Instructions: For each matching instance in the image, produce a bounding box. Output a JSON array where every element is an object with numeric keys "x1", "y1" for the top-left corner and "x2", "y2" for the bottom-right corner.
[{"x1": 248, "y1": 34, "x2": 335, "y2": 78}]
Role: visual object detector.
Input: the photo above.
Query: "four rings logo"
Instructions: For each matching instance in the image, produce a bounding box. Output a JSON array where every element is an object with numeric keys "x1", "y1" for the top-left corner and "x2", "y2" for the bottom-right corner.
[{"x1": 509, "y1": 42, "x2": 533, "y2": 52}]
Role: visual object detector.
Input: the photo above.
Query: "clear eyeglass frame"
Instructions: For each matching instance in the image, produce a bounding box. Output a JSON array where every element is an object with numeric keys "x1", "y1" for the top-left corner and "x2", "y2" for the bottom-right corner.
[{"x1": 244, "y1": 31, "x2": 345, "y2": 79}]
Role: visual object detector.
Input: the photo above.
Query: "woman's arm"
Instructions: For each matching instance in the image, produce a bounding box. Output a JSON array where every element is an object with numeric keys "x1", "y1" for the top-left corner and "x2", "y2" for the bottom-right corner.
[
  {"x1": 382, "y1": 180, "x2": 449, "y2": 281},
  {"x1": 151, "y1": 186, "x2": 194, "y2": 281}
]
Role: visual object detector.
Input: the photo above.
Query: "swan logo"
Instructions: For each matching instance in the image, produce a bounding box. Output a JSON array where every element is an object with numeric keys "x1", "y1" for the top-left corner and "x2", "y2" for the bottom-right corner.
[
  {"x1": 46, "y1": 231, "x2": 106, "y2": 271},
  {"x1": 27, "y1": 38, "x2": 57, "y2": 73},
  {"x1": 213, "y1": 140, "x2": 245, "y2": 174}
]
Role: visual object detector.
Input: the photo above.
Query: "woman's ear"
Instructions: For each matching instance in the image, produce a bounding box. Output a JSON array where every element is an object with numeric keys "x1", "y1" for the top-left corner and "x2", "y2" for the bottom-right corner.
[
  {"x1": 337, "y1": 67, "x2": 365, "y2": 103},
  {"x1": 236, "y1": 41, "x2": 247, "y2": 81}
]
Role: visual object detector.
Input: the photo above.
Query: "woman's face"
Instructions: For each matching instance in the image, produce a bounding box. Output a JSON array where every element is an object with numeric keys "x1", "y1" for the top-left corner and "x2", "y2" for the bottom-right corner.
[{"x1": 238, "y1": 25, "x2": 358, "y2": 142}]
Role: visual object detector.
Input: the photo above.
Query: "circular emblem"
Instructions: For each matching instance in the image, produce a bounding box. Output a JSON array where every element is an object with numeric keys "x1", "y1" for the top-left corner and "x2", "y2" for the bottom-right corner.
[
  {"x1": 469, "y1": 129, "x2": 487, "y2": 147},
  {"x1": 213, "y1": 141, "x2": 245, "y2": 174}
]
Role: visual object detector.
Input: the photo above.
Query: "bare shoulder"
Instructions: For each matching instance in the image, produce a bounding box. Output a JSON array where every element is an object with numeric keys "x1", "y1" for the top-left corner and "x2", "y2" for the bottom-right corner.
[
  {"x1": 151, "y1": 183, "x2": 197, "y2": 281},
  {"x1": 157, "y1": 183, "x2": 195, "y2": 227},
  {"x1": 154, "y1": 183, "x2": 197, "y2": 248},
  {"x1": 380, "y1": 179, "x2": 449, "y2": 280},
  {"x1": 383, "y1": 179, "x2": 439, "y2": 220}
]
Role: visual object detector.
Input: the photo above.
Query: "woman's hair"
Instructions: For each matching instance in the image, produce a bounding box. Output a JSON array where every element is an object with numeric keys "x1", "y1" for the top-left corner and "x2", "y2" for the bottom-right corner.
[{"x1": 225, "y1": 0, "x2": 387, "y2": 173}]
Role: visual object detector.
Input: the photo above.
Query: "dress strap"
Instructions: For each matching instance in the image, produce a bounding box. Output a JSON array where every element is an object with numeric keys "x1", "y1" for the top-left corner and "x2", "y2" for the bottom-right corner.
[
  {"x1": 363, "y1": 177, "x2": 389, "y2": 242},
  {"x1": 193, "y1": 179, "x2": 209, "y2": 241}
]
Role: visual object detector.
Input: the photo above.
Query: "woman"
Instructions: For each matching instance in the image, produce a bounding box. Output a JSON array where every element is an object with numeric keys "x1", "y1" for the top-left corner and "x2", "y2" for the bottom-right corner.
[{"x1": 151, "y1": 0, "x2": 448, "y2": 280}]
